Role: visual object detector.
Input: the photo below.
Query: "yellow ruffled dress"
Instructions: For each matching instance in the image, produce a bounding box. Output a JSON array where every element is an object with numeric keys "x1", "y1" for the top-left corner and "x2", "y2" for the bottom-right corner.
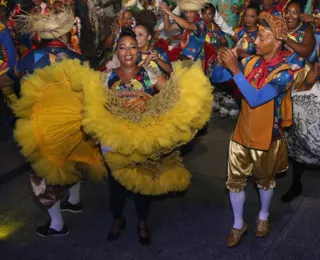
[{"x1": 13, "y1": 59, "x2": 213, "y2": 195}]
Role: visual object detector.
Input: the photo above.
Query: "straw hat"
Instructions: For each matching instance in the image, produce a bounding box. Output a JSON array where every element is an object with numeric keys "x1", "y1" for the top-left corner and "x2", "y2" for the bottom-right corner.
[
  {"x1": 122, "y1": 0, "x2": 138, "y2": 8},
  {"x1": 14, "y1": 7, "x2": 74, "y2": 39},
  {"x1": 178, "y1": 0, "x2": 209, "y2": 11}
]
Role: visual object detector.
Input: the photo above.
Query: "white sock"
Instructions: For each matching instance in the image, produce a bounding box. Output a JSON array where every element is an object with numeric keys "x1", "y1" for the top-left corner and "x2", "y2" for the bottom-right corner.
[
  {"x1": 68, "y1": 182, "x2": 81, "y2": 205},
  {"x1": 230, "y1": 190, "x2": 245, "y2": 229},
  {"x1": 48, "y1": 200, "x2": 64, "y2": 231},
  {"x1": 258, "y1": 188, "x2": 274, "y2": 221}
]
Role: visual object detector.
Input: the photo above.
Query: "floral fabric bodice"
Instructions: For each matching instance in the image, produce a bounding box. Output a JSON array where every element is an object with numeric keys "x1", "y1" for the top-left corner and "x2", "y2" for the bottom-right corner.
[
  {"x1": 313, "y1": 7, "x2": 320, "y2": 35},
  {"x1": 104, "y1": 66, "x2": 161, "y2": 111},
  {"x1": 178, "y1": 19, "x2": 207, "y2": 61},
  {"x1": 284, "y1": 23, "x2": 309, "y2": 71},
  {"x1": 205, "y1": 24, "x2": 226, "y2": 49},
  {"x1": 137, "y1": 47, "x2": 170, "y2": 73},
  {"x1": 236, "y1": 28, "x2": 258, "y2": 55}
]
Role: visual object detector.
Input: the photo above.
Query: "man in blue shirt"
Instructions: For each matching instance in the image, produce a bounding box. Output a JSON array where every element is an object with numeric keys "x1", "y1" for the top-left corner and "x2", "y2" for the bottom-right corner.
[{"x1": 211, "y1": 12, "x2": 293, "y2": 247}]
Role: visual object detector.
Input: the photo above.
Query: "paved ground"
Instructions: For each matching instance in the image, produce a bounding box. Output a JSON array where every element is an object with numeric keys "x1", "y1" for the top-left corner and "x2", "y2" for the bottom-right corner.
[{"x1": 1, "y1": 108, "x2": 320, "y2": 260}]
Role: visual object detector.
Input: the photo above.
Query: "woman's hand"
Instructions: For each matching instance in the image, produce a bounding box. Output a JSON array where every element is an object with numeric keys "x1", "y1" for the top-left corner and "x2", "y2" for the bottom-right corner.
[
  {"x1": 159, "y1": 2, "x2": 171, "y2": 15},
  {"x1": 111, "y1": 21, "x2": 119, "y2": 35},
  {"x1": 150, "y1": 50, "x2": 160, "y2": 62},
  {"x1": 300, "y1": 13, "x2": 314, "y2": 23}
]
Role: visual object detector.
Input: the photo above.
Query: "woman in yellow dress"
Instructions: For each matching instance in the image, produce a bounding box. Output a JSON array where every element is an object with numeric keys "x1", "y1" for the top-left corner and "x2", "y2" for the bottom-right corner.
[{"x1": 11, "y1": 8, "x2": 213, "y2": 243}]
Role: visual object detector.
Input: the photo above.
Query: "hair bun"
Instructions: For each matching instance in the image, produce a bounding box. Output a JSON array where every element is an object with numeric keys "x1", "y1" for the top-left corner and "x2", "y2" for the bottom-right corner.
[{"x1": 119, "y1": 28, "x2": 136, "y2": 39}]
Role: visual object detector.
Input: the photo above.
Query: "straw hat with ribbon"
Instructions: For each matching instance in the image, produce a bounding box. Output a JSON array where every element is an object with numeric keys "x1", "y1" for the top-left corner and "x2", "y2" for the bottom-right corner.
[
  {"x1": 14, "y1": 7, "x2": 74, "y2": 40},
  {"x1": 178, "y1": 0, "x2": 209, "y2": 11}
]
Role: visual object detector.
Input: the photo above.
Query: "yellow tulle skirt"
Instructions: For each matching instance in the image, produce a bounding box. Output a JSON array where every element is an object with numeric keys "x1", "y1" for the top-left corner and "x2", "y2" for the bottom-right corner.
[
  {"x1": 12, "y1": 61, "x2": 107, "y2": 185},
  {"x1": 13, "y1": 59, "x2": 213, "y2": 195}
]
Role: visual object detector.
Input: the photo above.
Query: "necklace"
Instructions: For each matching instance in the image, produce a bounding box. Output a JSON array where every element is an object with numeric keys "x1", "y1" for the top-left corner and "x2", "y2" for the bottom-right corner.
[{"x1": 288, "y1": 23, "x2": 302, "y2": 34}]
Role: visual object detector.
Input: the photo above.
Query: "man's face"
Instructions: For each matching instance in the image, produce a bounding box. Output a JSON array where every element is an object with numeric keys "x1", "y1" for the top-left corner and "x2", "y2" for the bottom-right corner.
[
  {"x1": 262, "y1": 0, "x2": 274, "y2": 11},
  {"x1": 184, "y1": 10, "x2": 198, "y2": 23},
  {"x1": 254, "y1": 26, "x2": 279, "y2": 56}
]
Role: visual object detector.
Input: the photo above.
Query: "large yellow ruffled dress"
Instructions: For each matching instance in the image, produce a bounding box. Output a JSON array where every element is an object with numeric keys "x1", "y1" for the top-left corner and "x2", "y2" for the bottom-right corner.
[{"x1": 12, "y1": 59, "x2": 213, "y2": 195}]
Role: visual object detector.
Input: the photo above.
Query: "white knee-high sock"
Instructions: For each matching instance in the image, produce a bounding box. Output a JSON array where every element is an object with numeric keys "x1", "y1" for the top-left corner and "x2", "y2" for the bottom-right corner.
[
  {"x1": 48, "y1": 200, "x2": 64, "y2": 231},
  {"x1": 68, "y1": 182, "x2": 81, "y2": 205},
  {"x1": 258, "y1": 188, "x2": 274, "y2": 221},
  {"x1": 230, "y1": 190, "x2": 245, "y2": 229}
]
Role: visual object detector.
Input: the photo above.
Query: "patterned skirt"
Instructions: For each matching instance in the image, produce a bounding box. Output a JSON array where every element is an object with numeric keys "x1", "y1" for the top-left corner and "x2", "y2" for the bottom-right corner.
[{"x1": 286, "y1": 82, "x2": 320, "y2": 166}]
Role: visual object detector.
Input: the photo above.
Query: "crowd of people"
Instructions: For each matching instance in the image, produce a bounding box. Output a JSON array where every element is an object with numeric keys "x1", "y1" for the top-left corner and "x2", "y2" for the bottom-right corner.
[{"x1": 0, "y1": 0, "x2": 320, "y2": 248}]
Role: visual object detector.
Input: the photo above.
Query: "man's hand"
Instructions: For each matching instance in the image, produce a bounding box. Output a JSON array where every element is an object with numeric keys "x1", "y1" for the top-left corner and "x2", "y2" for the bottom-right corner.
[{"x1": 219, "y1": 47, "x2": 241, "y2": 75}]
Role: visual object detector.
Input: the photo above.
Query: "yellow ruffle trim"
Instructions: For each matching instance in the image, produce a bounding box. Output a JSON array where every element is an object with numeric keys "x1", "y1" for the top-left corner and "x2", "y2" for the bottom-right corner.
[
  {"x1": 81, "y1": 60, "x2": 213, "y2": 195},
  {"x1": 82, "y1": 60, "x2": 213, "y2": 159},
  {"x1": 12, "y1": 60, "x2": 107, "y2": 185},
  {"x1": 110, "y1": 151, "x2": 191, "y2": 195},
  {"x1": 12, "y1": 59, "x2": 212, "y2": 195}
]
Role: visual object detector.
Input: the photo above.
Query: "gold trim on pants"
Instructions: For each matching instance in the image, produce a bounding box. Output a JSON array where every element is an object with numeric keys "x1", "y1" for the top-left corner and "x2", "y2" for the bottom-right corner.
[{"x1": 226, "y1": 138, "x2": 288, "y2": 192}]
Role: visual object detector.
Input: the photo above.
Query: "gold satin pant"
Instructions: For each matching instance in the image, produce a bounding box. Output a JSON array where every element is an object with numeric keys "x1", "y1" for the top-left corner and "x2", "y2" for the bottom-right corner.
[{"x1": 226, "y1": 139, "x2": 288, "y2": 192}]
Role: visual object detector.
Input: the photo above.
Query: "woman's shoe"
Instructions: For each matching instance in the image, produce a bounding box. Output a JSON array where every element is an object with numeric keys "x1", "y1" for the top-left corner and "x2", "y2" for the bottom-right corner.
[
  {"x1": 137, "y1": 224, "x2": 151, "y2": 245},
  {"x1": 107, "y1": 217, "x2": 126, "y2": 241}
]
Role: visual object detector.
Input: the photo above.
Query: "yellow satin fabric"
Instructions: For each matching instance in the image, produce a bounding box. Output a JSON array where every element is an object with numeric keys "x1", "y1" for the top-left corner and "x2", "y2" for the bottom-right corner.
[
  {"x1": 226, "y1": 138, "x2": 288, "y2": 192},
  {"x1": 293, "y1": 63, "x2": 311, "y2": 90}
]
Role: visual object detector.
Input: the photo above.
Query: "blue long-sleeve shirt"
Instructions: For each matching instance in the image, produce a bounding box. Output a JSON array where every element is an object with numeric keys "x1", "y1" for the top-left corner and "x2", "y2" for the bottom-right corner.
[
  {"x1": 0, "y1": 22, "x2": 17, "y2": 76},
  {"x1": 211, "y1": 56, "x2": 294, "y2": 139},
  {"x1": 211, "y1": 57, "x2": 293, "y2": 108}
]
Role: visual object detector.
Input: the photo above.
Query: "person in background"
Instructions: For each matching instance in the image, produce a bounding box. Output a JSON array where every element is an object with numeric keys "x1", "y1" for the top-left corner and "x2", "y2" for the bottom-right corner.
[
  {"x1": 202, "y1": 3, "x2": 228, "y2": 49},
  {"x1": 261, "y1": 0, "x2": 281, "y2": 17},
  {"x1": 0, "y1": 12, "x2": 17, "y2": 110},
  {"x1": 235, "y1": 4, "x2": 259, "y2": 59},
  {"x1": 168, "y1": 2, "x2": 236, "y2": 41},
  {"x1": 160, "y1": 0, "x2": 207, "y2": 66},
  {"x1": 31, "y1": 0, "x2": 49, "y2": 14},
  {"x1": 134, "y1": 10, "x2": 173, "y2": 75},
  {"x1": 283, "y1": 0, "x2": 315, "y2": 90},
  {"x1": 300, "y1": 0, "x2": 320, "y2": 64},
  {"x1": 15, "y1": 7, "x2": 90, "y2": 237},
  {"x1": 282, "y1": 45, "x2": 320, "y2": 202},
  {"x1": 105, "y1": 9, "x2": 135, "y2": 49}
]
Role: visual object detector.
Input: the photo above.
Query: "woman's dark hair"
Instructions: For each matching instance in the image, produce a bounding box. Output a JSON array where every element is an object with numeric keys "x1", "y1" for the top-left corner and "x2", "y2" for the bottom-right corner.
[
  {"x1": 117, "y1": 28, "x2": 137, "y2": 46},
  {"x1": 245, "y1": 4, "x2": 260, "y2": 16},
  {"x1": 134, "y1": 10, "x2": 157, "y2": 36},
  {"x1": 286, "y1": 0, "x2": 306, "y2": 12},
  {"x1": 202, "y1": 3, "x2": 216, "y2": 16}
]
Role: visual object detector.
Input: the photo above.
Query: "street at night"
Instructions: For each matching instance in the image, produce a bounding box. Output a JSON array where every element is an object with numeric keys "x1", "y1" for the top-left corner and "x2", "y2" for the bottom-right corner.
[{"x1": 1, "y1": 112, "x2": 320, "y2": 260}]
